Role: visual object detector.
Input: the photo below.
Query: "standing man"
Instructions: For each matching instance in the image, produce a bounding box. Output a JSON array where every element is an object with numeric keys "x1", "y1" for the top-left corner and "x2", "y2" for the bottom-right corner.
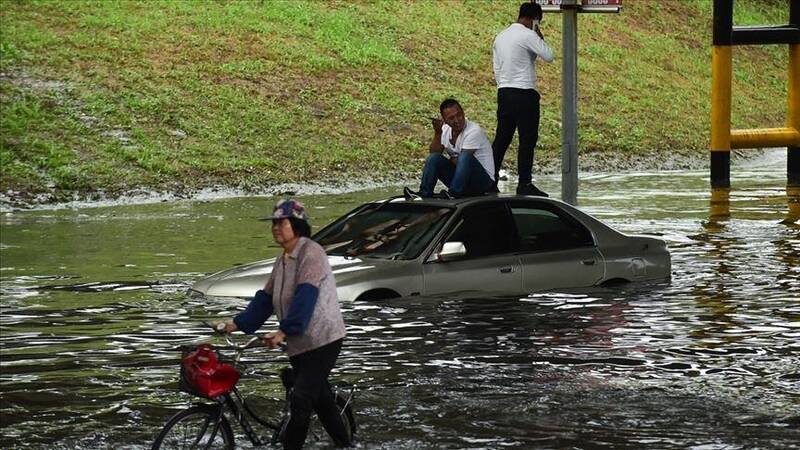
[{"x1": 492, "y1": 2, "x2": 555, "y2": 196}]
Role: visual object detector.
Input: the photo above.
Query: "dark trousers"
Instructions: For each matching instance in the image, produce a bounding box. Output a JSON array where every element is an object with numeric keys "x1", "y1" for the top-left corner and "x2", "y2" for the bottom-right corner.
[
  {"x1": 284, "y1": 339, "x2": 350, "y2": 450},
  {"x1": 418, "y1": 152, "x2": 494, "y2": 197},
  {"x1": 492, "y1": 88, "x2": 541, "y2": 186}
]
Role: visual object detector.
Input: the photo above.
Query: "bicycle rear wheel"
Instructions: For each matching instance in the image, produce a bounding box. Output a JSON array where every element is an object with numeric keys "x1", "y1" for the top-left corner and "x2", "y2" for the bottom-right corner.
[{"x1": 151, "y1": 404, "x2": 234, "y2": 450}]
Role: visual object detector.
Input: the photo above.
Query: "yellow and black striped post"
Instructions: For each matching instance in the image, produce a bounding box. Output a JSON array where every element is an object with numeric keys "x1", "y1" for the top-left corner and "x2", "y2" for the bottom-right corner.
[
  {"x1": 710, "y1": 0, "x2": 734, "y2": 219},
  {"x1": 788, "y1": 4, "x2": 800, "y2": 220},
  {"x1": 710, "y1": 0, "x2": 800, "y2": 222}
]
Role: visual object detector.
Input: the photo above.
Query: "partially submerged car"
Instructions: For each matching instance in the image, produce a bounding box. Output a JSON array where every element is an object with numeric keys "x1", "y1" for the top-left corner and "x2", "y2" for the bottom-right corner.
[{"x1": 190, "y1": 195, "x2": 670, "y2": 300}]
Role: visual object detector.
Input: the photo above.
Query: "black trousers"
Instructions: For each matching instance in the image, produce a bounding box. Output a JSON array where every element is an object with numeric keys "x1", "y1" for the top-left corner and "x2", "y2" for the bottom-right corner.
[
  {"x1": 492, "y1": 88, "x2": 541, "y2": 186},
  {"x1": 284, "y1": 338, "x2": 350, "y2": 450}
]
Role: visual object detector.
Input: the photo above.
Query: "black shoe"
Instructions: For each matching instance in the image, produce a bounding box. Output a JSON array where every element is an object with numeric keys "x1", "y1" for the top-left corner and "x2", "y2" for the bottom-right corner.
[
  {"x1": 516, "y1": 183, "x2": 549, "y2": 197},
  {"x1": 403, "y1": 186, "x2": 421, "y2": 199},
  {"x1": 434, "y1": 189, "x2": 454, "y2": 199}
]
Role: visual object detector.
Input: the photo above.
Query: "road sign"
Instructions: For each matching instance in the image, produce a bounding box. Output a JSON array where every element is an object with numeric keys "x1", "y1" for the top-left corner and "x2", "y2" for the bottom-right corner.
[{"x1": 535, "y1": 0, "x2": 622, "y2": 13}]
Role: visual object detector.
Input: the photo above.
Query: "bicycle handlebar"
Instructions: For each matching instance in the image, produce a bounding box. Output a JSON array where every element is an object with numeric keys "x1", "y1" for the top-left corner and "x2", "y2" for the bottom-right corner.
[
  {"x1": 196, "y1": 322, "x2": 287, "y2": 353},
  {"x1": 201, "y1": 320, "x2": 228, "y2": 335}
]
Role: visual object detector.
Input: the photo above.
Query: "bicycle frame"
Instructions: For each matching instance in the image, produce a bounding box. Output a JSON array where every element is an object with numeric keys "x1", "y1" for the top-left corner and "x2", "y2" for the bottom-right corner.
[
  {"x1": 219, "y1": 371, "x2": 355, "y2": 447},
  {"x1": 219, "y1": 387, "x2": 285, "y2": 447}
]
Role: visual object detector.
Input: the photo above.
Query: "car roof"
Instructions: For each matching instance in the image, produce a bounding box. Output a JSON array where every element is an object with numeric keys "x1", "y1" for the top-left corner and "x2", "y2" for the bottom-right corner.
[{"x1": 373, "y1": 194, "x2": 569, "y2": 209}]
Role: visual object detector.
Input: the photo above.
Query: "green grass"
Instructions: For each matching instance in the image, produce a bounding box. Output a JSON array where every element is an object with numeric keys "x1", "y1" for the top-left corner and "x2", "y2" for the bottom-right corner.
[{"x1": 0, "y1": 0, "x2": 792, "y2": 200}]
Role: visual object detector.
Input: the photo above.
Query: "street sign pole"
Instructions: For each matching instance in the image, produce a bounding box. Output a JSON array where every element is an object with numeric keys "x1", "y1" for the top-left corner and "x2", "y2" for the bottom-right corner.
[
  {"x1": 561, "y1": 2, "x2": 579, "y2": 205},
  {"x1": 536, "y1": 0, "x2": 621, "y2": 206}
]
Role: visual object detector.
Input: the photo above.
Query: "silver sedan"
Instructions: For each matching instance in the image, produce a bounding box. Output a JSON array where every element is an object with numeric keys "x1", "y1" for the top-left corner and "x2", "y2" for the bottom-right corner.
[{"x1": 190, "y1": 195, "x2": 670, "y2": 300}]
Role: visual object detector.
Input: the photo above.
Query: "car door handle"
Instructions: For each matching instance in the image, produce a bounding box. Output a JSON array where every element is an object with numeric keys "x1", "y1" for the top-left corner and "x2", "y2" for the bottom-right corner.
[
  {"x1": 499, "y1": 266, "x2": 516, "y2": 274},
  {"x1": 581, "y1": 259, "x2": 596, "y2": 266}
]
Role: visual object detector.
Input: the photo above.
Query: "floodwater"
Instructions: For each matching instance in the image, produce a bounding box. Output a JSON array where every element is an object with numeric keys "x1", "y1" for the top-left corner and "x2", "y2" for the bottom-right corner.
[{"x1": 1, "y1": 151, "x2": 799, "y2": 449}]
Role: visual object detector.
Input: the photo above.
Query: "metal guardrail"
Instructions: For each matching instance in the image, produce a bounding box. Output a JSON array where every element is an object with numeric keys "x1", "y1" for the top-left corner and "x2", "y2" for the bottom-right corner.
[{"x1": 709, "y1": 0, "x2": 800, "y2": 223}]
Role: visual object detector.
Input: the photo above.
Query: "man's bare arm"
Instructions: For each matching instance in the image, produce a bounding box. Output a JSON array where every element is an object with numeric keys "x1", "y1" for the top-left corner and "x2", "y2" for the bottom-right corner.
[{"x1": 429, "y1": 117, "x2": 444, "y2": 153}]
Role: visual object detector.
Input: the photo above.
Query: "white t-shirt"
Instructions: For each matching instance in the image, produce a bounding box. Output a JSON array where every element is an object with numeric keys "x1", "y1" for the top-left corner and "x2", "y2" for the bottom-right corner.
[
  {"x1": 440, "y1": 120, "x2": 495, "y2": 181},
  {"x1": 493, "y1": 23, "x2": 555, "y2": 91}
]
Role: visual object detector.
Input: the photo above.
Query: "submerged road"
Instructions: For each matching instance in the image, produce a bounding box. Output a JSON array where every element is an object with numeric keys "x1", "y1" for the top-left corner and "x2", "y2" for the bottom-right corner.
[{"x1": 1, "y1": 152, "x2": 798, "y2": 448}]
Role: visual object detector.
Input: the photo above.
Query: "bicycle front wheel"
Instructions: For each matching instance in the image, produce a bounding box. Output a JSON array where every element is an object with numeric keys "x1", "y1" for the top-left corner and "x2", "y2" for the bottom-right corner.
[
  {"x1": 335, "y1": 392, "x2": 357, "y2": 445},
  {"x1": 151, "y1": 404, "x2": 234, "y2": 450}
]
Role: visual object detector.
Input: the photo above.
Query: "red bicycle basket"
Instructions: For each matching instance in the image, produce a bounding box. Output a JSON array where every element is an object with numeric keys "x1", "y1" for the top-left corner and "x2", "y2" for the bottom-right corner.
[{"x1": 179, "y1": 344, "x2": 241, "y2": 398}]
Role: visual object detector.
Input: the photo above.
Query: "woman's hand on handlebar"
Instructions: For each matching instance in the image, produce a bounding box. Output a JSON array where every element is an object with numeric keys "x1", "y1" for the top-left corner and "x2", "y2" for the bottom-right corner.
[
  {"x1": 211, "y1": 320, "x2": 238, "y2": 334},
  {"x1": 261, "y1": 330, "x2": 286, "y2": 349}
]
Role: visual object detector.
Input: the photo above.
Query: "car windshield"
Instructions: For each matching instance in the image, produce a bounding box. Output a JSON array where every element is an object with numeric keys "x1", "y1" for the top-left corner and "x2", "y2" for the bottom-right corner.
[{"x1": 314, "y1": 203, "x2": 453, "y2": 260}]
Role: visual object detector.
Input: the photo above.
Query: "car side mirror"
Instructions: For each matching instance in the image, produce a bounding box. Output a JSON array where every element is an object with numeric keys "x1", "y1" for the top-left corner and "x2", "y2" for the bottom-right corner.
[{"x1": 438, "y1": 241, "x2": 466, "y2": 262}]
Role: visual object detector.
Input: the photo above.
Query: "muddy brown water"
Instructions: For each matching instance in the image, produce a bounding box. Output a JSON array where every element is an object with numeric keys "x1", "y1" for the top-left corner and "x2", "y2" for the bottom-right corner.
[{"x1": 1, "y1": 153, "x2": 799, "y2": 448}]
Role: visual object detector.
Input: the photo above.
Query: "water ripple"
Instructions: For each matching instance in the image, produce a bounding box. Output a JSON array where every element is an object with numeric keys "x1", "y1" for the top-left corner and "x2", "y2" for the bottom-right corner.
[{"x1": 1, "y1": 178, "x2": 799, "y2": 448}]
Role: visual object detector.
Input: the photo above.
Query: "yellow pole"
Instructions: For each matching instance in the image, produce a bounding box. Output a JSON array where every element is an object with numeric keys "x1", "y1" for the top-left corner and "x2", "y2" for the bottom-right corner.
[
  {"x1": 710, "y1": 46, "x2": 732, "y2": 219},
  {"x1": 730, "y1": 127, "x2": 800, "y2": 148},
  {"x1": 787, "y1": 44, "x2": 800, "y2": 223},
  {"x1": 788, "y1": 44, "x2": 799, "y2": 131},
  {"x1": 711, "y1": 46, "x2": 733, "y2": 152}
]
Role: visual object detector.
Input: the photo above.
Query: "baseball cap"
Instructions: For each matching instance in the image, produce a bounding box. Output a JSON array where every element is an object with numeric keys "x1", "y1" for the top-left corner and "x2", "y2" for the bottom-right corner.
[{"x1": 260, "y1": 199, "x2": 308, "y2": 221}]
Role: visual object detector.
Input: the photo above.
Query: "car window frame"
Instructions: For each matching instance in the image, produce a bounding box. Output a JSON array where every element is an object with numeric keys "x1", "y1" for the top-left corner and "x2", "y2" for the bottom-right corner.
[
  {"x1": 504, "y1": 199, "x2": 597, "y2": 253},
  {"x1": 426, "y1": 198, "x2": 520, "y2": 262}
]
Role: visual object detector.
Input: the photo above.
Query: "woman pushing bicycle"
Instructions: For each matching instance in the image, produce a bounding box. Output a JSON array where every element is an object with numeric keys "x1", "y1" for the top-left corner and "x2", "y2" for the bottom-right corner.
[{"x1": 216, "y1": 199, "x2": 352, "y2": 449}]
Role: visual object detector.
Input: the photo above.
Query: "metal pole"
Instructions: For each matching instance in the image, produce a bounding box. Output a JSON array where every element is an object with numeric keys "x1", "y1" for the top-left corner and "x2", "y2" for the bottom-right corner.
[
  {"x1": 788, "y1": 42, "x2": 799, "y2": 222},
  {"x1": 710, "y1": 0, "x2": 733, "y2": 220},
  {"x1": 561, "y1": 5, "x2": 579, "y2": 205}
]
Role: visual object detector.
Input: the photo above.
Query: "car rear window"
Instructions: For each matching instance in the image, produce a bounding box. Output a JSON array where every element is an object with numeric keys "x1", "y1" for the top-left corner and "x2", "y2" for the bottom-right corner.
[
  {"x1": 314, "y1": 203, "x2": 453, "y2": 260},
  {"x1": 510, "y1": 205, "x2": 594, "y2": 251}
]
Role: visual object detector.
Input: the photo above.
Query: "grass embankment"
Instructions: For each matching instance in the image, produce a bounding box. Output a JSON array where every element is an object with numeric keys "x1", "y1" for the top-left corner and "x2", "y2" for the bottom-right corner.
[{"x1": 0, "y1": 0, "x2": 790, "y2": 203}]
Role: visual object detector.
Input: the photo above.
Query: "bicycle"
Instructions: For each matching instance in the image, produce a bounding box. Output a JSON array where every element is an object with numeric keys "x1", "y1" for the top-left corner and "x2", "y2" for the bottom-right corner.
[{"x1": 151, "y1": 325, "x2": 356, "y2": 449}]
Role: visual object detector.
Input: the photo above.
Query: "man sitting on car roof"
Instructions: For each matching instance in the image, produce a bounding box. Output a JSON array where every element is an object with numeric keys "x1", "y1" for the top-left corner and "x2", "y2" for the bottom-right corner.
[{"x1": 405, "y1": 98, "x2": 495, "y2": 199}]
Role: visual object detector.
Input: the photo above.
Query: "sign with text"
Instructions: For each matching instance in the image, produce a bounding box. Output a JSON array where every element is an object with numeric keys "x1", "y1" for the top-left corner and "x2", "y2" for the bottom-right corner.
[{"x1": 535, "y1": 0, "x2": 622, "y2": 13}]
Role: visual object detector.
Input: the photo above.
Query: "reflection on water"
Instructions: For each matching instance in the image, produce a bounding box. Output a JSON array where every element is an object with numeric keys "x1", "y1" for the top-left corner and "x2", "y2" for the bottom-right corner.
[{"x1": 2, "y1": 158, "x2": 799, "y2": 448}]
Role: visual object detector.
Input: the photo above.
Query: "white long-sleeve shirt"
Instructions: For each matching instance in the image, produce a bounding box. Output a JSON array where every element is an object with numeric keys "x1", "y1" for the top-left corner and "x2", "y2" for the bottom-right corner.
[{"x1": 493, "y1": 23, "x2": 555, "y2": 91}]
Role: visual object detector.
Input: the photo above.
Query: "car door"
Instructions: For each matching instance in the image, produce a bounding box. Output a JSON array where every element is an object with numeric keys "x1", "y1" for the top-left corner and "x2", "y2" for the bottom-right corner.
[
  {"x1": 423, "y1": 201, "x2": 523, "y2": 295},
  {"x1": 508, "y1": 200, "x2": 604, "y2": 292}
]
